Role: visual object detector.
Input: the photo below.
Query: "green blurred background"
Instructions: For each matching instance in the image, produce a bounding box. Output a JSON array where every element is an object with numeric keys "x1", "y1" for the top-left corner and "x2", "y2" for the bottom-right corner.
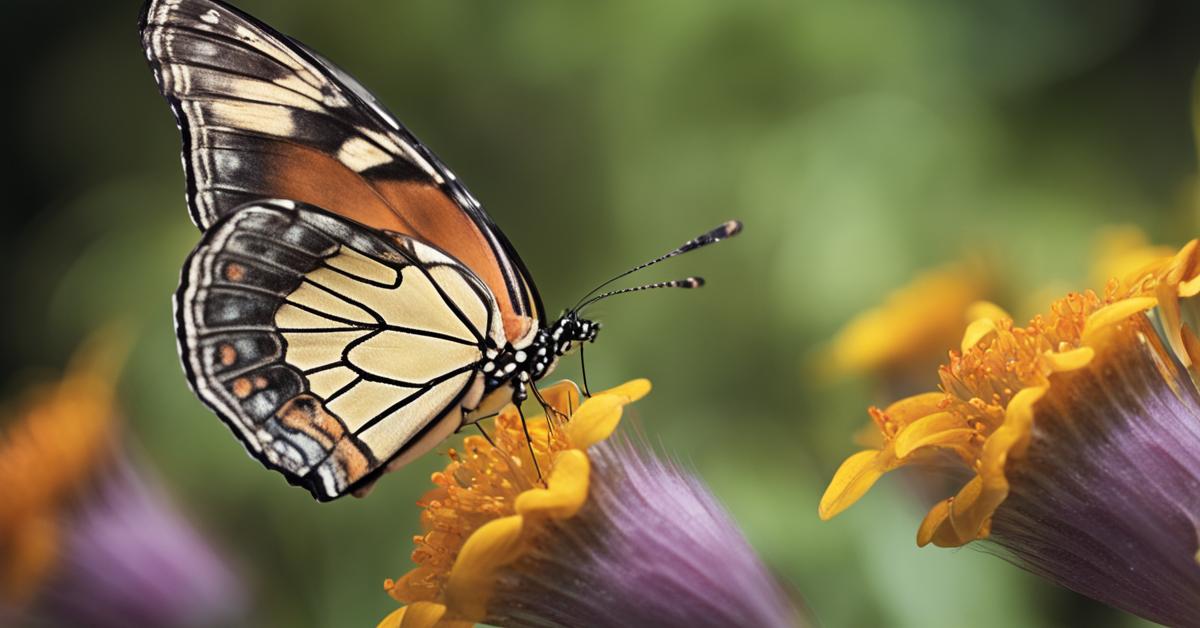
[{"x1": 4, "y1": 0, "x2": 1199, "y2": 626}]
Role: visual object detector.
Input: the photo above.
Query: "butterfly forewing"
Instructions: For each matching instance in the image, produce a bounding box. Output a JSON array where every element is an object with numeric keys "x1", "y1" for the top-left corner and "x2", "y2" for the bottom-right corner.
[
  {"x1": 141, "y1": 0, "x2": 542, "y2": 342},
  {"x1": 176, "y1": 200, "x2": 499, "y2": 500}
]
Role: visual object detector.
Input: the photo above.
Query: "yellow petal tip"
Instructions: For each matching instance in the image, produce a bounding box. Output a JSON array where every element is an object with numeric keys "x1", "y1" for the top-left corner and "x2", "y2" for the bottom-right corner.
[
  {"x1": 514, "y1": 450, "x2": 590, "y2": 519},
  {"x1": 1043, "y1": 346, "x2": 1094, "y2": 372},
  {"x1": 1082, "y1": 297, "x2": 1156, "y2": 342},
  {"x1": 960, "y1": 318, "x2": 997, "y2": 352},
  {"x1": 819, "y1": 449, "x2": 891, "y2": 520}
]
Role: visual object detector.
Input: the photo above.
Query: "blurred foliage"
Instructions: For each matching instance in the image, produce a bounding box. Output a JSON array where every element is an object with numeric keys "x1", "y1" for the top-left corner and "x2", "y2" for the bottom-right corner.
[{"x1": 3, "y1": 0, "x2": 1198, "y2": 626}]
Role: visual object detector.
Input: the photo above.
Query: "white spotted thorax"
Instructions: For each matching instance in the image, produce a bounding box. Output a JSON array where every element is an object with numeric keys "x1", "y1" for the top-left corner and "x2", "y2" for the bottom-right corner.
[{"x1": 482, "y1": 313, "x2": 599, "y2": 402}]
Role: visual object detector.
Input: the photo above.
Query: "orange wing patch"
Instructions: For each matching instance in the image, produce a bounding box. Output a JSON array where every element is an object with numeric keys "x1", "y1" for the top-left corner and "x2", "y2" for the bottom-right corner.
[
  {"x1": 277, "y1": 394, "x2": 373, "y2": 486},
  {"x1": 265, "y1": 145, "x2": 533, "y2": 342}
]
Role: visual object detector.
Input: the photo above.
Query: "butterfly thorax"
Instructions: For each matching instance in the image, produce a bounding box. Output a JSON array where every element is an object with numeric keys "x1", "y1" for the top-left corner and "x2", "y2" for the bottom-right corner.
[{"x1": 482, "y1": 313, "x2": 599, "y2": 401}]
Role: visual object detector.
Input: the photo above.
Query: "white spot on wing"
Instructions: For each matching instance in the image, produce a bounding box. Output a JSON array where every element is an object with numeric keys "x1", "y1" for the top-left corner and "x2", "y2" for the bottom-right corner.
[
  {"x1": 337, "y1": 136, "x2": 393, "y2": 172},
  {"x1": 204, "y1": 100, "x2": 298, "y2": 137},
  {"x1": 201, "y1": 9, "x2": 220, "y2": 24}
]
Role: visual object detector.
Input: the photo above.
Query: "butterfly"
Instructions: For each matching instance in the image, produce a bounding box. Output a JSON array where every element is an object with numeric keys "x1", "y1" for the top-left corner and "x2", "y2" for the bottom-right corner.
[{"x1": 141, "y1": 0, "x2": 741, "y2": 501}]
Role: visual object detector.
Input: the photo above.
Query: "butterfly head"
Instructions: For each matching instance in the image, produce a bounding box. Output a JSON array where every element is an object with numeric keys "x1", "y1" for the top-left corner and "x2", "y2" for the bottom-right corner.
[
  {"x1": 528, "y1": 313, "x2": 599, "y2": 379},
  {"x1": 484, "y1": 221, "x2": 741, "y2": 400},
  {"x1": 551, "y1": 311, "x2": 601, "y2": 348}
]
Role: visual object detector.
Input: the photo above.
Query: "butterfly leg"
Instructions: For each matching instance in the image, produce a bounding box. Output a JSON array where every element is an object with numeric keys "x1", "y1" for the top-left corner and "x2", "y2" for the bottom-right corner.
[
  {"x1": 473, "y1": 422, "x2": 498, "y2": 449},
  {"x1": 528, "y1": 384, "x2": 564, "y2": 433},
  {"x1": 457, "y1": 411, "x2": 498, "y2": 433},
  {"x1": 579, "y1": 343, "x2": 593, "y2": 397},
  {"x1": 514, "y1": 399, "x2": 545, "y2": 483}
]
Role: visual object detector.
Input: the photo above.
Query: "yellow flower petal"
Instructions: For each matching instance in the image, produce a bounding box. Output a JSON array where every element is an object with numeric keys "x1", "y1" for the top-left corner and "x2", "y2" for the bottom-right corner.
[
  {"x1": 1156, "y1": 281, "x2": 1189, "y2": 367},
  {"x1": 565, "y1": 395, "x2": 625, "y2": 450},
  {"x1": 916, "y1": 498, "x2": 951, "y2": 547},
  {"x1": 827, "y1": 263, "x2": 990, "y2": 374},
  {"x1": 1082, "y1": 297, "x2": 1156, "y2": 343},
  {"x1": 514, "y1": 450, "x2": 590, "y2": 519},
  {"x1": 1180, "y1": 274, "x2": 1200, "y2": 298},
  {"x1": 1183, "y1": 324, "x2": 1200, "y2": 369},
  {"x1": 538, "y1": 380, "x2": 582, "y2": 417},
  {"x1": 598, "y1": 378, "x2": 652, "y2": 403},
  {"x1": 443, "y1": 515, "x2": 525, "y2": 622},
  {"x1": 818, "y1": 449, "x2": 896, "y2": 520},
  {"x1": 991, "y1": 385, "x2": 1046, "y2": 461},
  {"x1": 944, "y1": 475, "x2": 990, "y2": 545},
  {"x1": 1043, "y1": 346, "x2": 1095, "y2": 372},
  {"x1": 960, "y1": 318, "x2": 997, "y2": 352},
  {"x1": 917, "y1": 479, "x2": 986, "y2": 548},
  {"x1": 883, "y1": 392, "x2": 948, "y2": 427},
  {"x1": 1090, "y1": 225, "x2": 1175, "y2": 288},
  {"x1": 893, "y1": 412, "x2": 971, "y2": 458},
  {"x1": 1162, "y1": 239, "x2": 1199, "y2": 285},
  {"x1": 378, "y1": 607, "x2": 407, "y2": 628},
  {"x1": 966, "y1": 300, "x2": 1011, "y2": 324},
  {"x1": 933, "y1": 386, "x2": 1045, "y2": 547},
  {"x1": 385, "y1": 602, "x2": 468, "y2": 628}
]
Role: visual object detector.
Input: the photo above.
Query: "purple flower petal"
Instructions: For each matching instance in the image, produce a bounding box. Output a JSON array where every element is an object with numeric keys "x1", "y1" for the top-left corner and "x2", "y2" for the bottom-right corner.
[
  {"x1": 990, "y1": 322, "x2": 1200, "y2": 626},
  {"x1": 487, "y1": 434, "x2": 803, "y2": 628},
  {"x1": 33, "y1": 455, "x2": 246, "y2": 628}
]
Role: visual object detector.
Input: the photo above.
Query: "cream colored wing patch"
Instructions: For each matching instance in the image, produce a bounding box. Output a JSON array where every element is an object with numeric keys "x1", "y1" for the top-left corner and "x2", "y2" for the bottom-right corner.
[
  {"x1": 274, "y1": 241, "x2": 491, "y2": 458},
  {"x1": 358, "y1": 371, "x2": 474, "y2": 455},
  {"x1": 175, "y1": 201, "x2": 503, "y2": 501}
]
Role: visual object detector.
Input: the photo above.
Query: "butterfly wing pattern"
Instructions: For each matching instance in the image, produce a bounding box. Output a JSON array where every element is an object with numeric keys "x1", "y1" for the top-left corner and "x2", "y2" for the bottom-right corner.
[
  {"x1": 177, "y1": 200, "x2": 501, "y2": 500},
  {"x1": 140, "y1": 0, "x2": 542, "y2": 343}
]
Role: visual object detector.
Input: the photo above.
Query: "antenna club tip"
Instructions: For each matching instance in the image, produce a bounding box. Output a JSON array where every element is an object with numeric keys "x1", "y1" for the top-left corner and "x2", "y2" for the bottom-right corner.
[
  {"x1": 721, "y1": 220, "x2": 743, "y2": 238},
  {"x1": 682, "y1": 276, "x2": 705, "y2": 288}
]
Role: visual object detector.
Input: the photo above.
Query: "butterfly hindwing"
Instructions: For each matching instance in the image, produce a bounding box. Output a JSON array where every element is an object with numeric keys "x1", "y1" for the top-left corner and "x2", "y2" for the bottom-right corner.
[{"x1": 176, "y1": 200, "x2": 499, "y2": 500}]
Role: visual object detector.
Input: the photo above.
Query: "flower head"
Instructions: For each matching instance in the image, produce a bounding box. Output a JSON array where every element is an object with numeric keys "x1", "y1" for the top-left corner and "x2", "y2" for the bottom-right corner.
[
  {"x1": 820, "y1": 239, "x2": 1200, "y2": 625},
  {"x1": 0, "y1": 331, "x2": 244, "y2": 627},
  {"x1": 0, "y1": 334, "x2": 118, "y2": 604},
  {"x1": 1090, "y1": 225, "x2": 1178, "y2": 290},
  {"x1": 382, "y1": 380, "x2": 802, "y2": 628},
  {"x1": 828, "y1": 262, "x2": 992, "y2": 382}
]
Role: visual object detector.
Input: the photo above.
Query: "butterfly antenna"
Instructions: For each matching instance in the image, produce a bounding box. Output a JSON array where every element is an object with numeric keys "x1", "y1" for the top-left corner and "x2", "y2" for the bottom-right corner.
[
  {"x1": 571, "y1": 220, "x2": 742, "y2": 311},
  {"x1": 577, "y1": 277, "x2": 705, "y2": 310}
]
